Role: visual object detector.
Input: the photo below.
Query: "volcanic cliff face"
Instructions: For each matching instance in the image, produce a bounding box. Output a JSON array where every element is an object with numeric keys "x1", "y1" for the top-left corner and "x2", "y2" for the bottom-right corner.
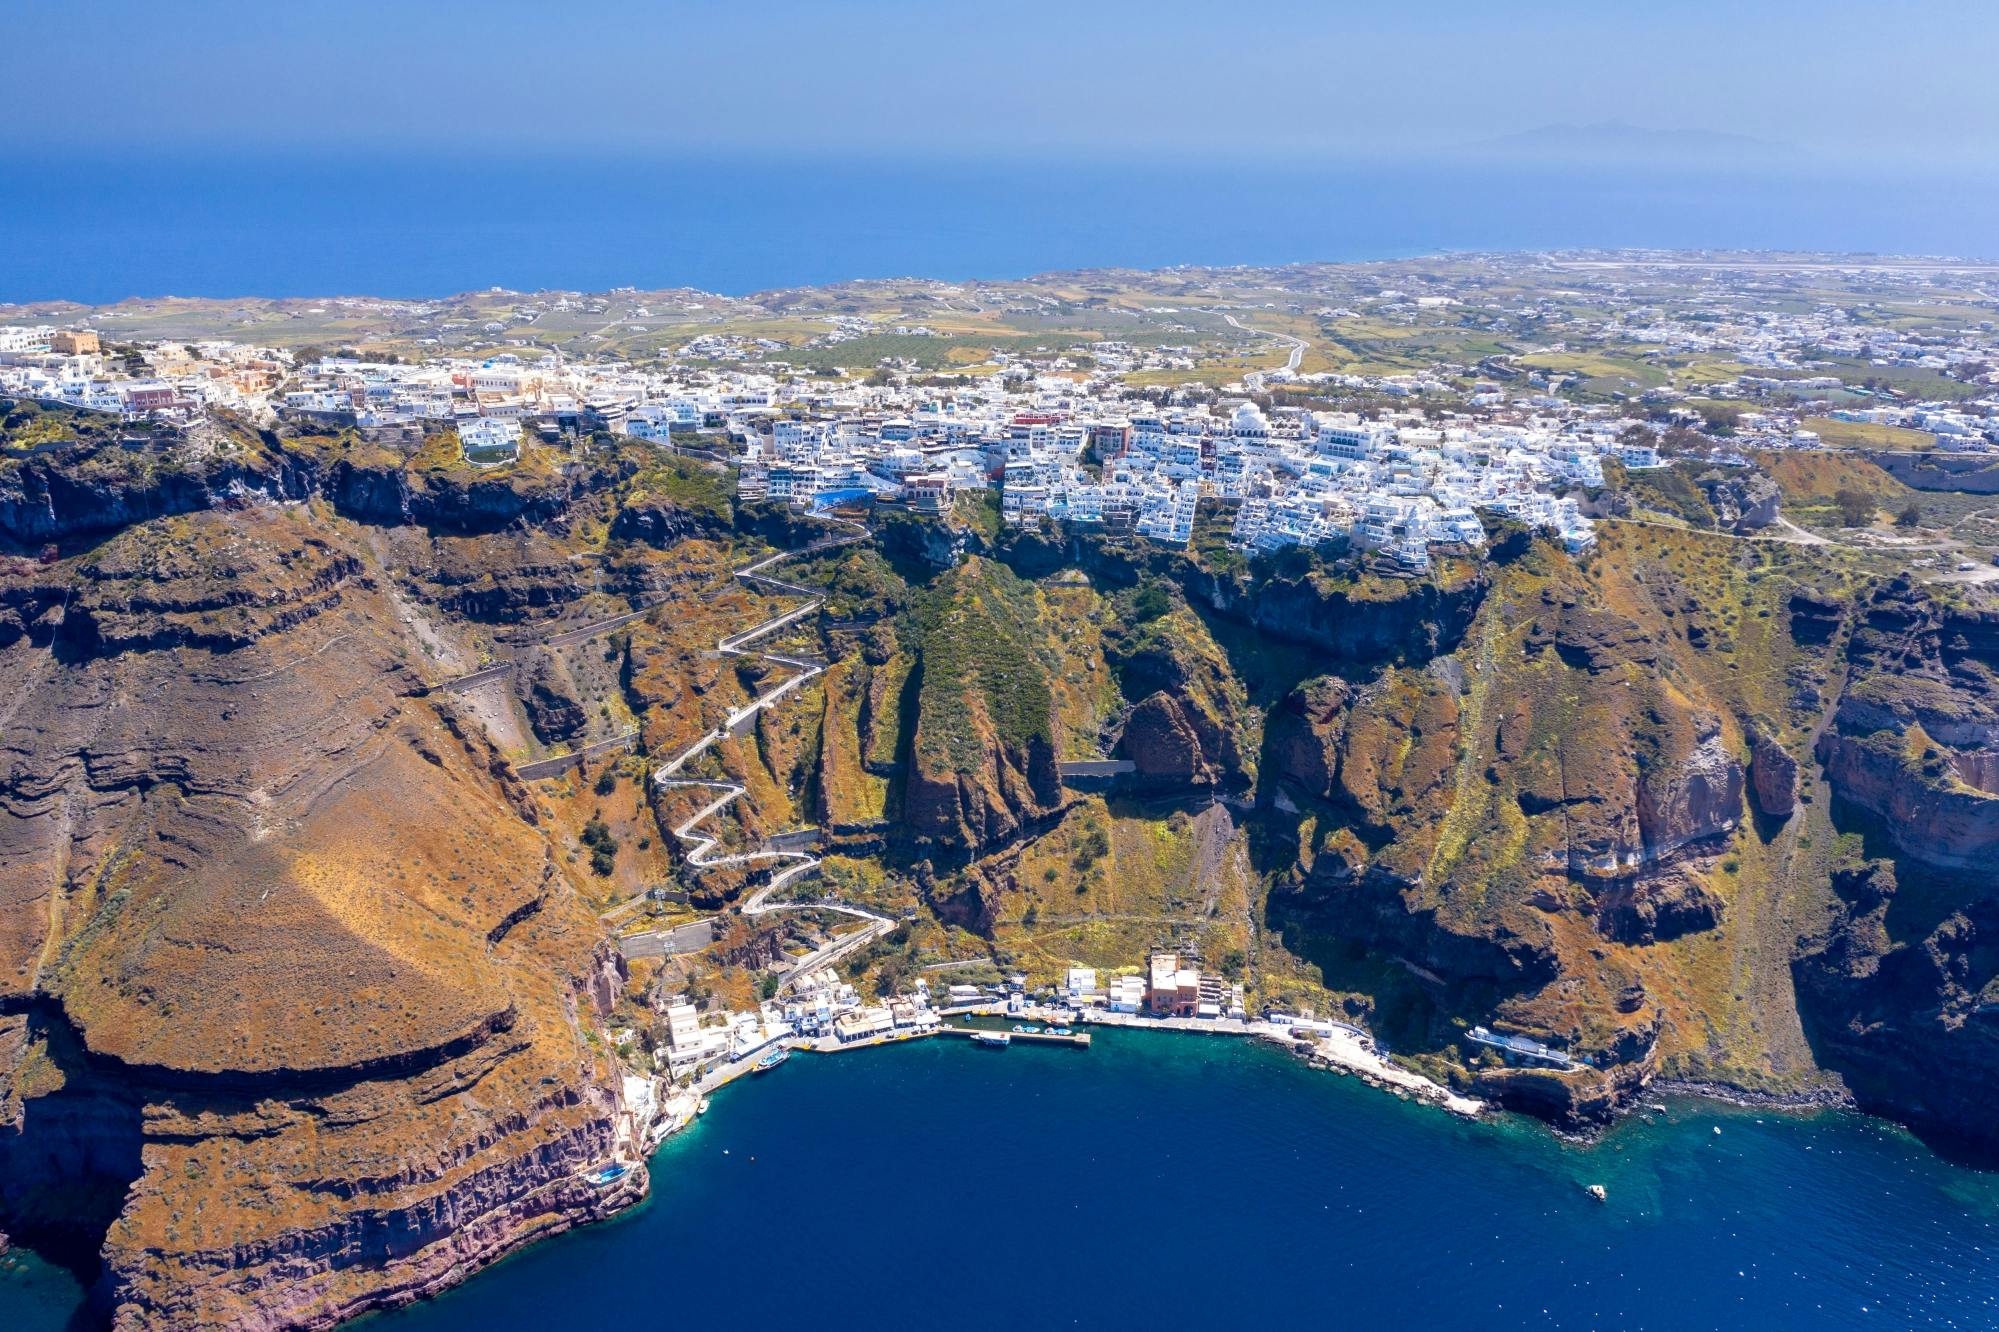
[
  {"x1": 860, "y1": 522, "x2": 1891, "y2": 1129},
  {"x1": 1109, "y1": 606, "x2": 1256, "y2": 791},
  {"x1": 1786, "y1": 578, "x2": 1999, "y2": 1154},
  {"x1": 899, "y1": 557, "x2": 1064, "y2": 860},
  {"x1": 0, "y1": 414, "x2": 700, "y2": 1328},
  {"x1": 1813, "y1": 578, "x2": 1999, "y2": 867},
  {"x1": 1793, "y1": 857, "x2": 1999, "y2": 1158},
  {"x1": 1250, "y1": 526, "x2": 1868, "y2": 1125}
]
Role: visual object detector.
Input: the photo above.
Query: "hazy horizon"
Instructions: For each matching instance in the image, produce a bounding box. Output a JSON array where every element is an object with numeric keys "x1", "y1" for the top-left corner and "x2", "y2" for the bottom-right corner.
[
  {"x1": 7, "y1": 1, "x2": 1997, "y2": 304},
  {"x1": 5, "y1": 0, "x2": 1997, "y2": 170}
]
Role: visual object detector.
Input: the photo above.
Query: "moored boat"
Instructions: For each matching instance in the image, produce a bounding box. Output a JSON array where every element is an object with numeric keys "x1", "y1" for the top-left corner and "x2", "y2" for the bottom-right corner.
[
  {"x1": 754, "y1": 1047, "x2": 791, "y2": 1073},
  {"x1": 972, "y1": 1031, "x2": 1011, "y2": 1047}
]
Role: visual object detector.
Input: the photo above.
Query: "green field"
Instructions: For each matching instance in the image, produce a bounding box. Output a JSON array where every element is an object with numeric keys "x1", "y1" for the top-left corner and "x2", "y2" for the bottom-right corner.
[{"x1": 1803, "y1": 415, "x2": 1936, "y2": 451}]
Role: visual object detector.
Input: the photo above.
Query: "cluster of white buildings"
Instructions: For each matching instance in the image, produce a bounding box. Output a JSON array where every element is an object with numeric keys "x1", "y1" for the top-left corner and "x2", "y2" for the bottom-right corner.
[
  {"x1": 656, "y1": 970, "x2": 944, "y2": 1080},
  {"x1": 0, "y1": 324, "x2": 282, "y2": 421},
  {"x1": 941, "y1": 956, "x2": 1249, "y2": 1022},
  {"x1": 985, "y1": 399, "x2": 1612, "y2": 570}
]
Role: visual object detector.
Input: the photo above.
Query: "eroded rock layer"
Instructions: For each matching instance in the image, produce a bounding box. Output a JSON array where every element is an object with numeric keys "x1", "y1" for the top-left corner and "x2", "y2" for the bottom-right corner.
[{"x1": 0, "y1": 416, "x2": 733, "y2": 1328}]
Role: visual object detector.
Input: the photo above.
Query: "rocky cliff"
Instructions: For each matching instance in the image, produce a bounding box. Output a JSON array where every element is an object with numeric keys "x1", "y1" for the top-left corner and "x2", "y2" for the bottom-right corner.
[
  {"x1": 900, "y1": 557, "x2": 1063, "y2": 857},
  {"x1": 0, "y1": 414, "x2": 694, "y2": 1328},
  {"x1": 1788, "y1": 578, "x2": 1999, "y2": 1154}
]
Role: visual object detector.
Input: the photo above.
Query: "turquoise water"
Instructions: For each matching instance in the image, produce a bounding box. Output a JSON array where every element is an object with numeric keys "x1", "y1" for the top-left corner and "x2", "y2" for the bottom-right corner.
[{"x1": 7, "y1": 1031, "x2": 1997, "y2": 1330}]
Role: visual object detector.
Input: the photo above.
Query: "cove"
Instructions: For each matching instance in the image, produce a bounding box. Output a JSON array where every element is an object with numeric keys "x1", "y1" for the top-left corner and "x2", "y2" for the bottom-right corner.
[{"x1": 6, "y1": 1029, "x2": 1997, "y2": 1330}]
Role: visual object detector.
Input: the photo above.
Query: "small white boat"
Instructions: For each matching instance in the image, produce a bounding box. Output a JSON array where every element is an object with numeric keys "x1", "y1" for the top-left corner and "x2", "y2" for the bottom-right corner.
[
  {"x1": 1585, "y1": 1184, "x2": 1607, "y2": 1202},
  {"x1": 972, "y1": 1031, "x2": 1011, "y2": 1048}
]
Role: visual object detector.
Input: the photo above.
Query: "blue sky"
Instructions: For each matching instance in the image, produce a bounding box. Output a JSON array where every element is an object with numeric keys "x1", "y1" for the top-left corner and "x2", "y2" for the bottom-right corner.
[{"x1": 3, "y1": 0, "x2": 1993, "y2": 165}]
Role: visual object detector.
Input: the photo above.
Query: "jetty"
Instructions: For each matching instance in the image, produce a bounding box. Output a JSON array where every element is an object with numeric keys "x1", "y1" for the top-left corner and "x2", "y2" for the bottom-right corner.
[{"x1": 939, "y1": 1025, "x2": 1092, "y2": 1049}]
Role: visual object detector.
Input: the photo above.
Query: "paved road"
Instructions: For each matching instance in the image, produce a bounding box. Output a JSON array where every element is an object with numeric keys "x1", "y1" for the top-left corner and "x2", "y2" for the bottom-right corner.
[
  {"x1": 618, "y1": 917, "x2": 718, "y2": 960},
  {"x1": 438, "y1": 600, "x2": 664, "y2": 693},
  {"x1": 515, "y1": 730, "x2": 640, "y2": 781},
  {"x1": 1057, "y1": 758, "x2": 1135, "y2": 779},
  {"x1": 441, "y1": 662, "x2": 516, "y2": 692},
  {"x1": 1224, "y1": 313, "x2": 1308, "y2": 373},
  {"x1": 542, "y1": 601, "x2": 661, "y2": 648}
]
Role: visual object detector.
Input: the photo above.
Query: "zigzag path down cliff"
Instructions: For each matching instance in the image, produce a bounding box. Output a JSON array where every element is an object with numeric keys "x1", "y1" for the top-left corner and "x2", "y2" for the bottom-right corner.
[{"x1": 626, "y1": 516, "x2": 896, "y2": 984}]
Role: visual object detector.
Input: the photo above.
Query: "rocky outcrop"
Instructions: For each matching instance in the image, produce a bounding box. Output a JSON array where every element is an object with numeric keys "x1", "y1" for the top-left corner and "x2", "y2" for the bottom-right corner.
[
  {"x1": 1867, "y1": 449, "x2": 1999, "y2": 495},
  {"x1": 1818, "y1": 579, "x2": 1999, "y2": 867},
  {"x1": 1471, "y1": 1063, "x2": 1627, "y2": 1129},
  {"x1": 1795, "y1": 858, "x2": 1999, "y2": 1157},
  {"x1": 1787, "y1": 587, "x2": 1845, "y2": 645},
  {"x1": 609, "y1": 496, "x2": 723, "y2": 548},
  {"x1": 520, "y1": 646, "x2": 588, "y2": 746},
  {"x1": 1633, "y1": 732, "x2": 1745, "y2": 864},
  {"x1": 0, "y1": 412, "x2": 640, "y2": 552},
  {"x1": 1748, "y1": 726, "x2": 1799, "y2": 819},
  {"x1": 1211, "y1": 563, "x2": 1487, "y2": 666},
  {"x1": 1265, "y1": 676, "x2": 1347, "y2": 799},
  {"x1": 0, "y1": 447, "x2": 311, "y2": 549},
  {"x1": 900, "y1": 559, "x2": 1064, "y2": 857},
  {"x1": 62, "y1": 522, "x2": 365, "y2": 657},
  {"x1": 1117, "y1": 692, "x2": 1214, "y2": 786},
  {"x1": 1592, "y1": 871, "x2": 1725, "y2": 944},
  {"x1": 993, "y1": 528, "x2": 1490, "y2": 670},
  {"x1": 1698, "y1": 470, "x2": 1782, "y2": 531},
  {"x1": 1109, "y1": 608, "x2": 1254, "y2": 791},
  {"x1": 1819, "y1": 731, "x2": 1999, "y2": 868},
  {"x1": 904, "y1": 728, "x2": 1062, "y2": 853}
]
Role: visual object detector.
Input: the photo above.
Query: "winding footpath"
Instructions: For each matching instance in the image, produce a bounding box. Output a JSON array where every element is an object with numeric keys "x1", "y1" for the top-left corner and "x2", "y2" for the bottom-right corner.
[{"x1": 635, "y1": 517, "x2": 896, "y2": 986}]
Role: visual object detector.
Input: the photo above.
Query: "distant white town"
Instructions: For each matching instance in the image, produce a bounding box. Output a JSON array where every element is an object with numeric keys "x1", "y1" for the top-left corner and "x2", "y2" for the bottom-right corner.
[{"x1": 5, "y1": 268, "x2": 1997, "y2": 570}]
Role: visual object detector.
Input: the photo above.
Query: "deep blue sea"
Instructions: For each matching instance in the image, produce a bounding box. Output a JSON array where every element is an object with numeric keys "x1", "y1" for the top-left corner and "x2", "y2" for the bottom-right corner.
[
  {"x1": 8, "y1": 1029, "x2": 1995, "y2": 1331},
  {"x1": 3, "y1": 153, "x2": 1998, "y2": 302}
]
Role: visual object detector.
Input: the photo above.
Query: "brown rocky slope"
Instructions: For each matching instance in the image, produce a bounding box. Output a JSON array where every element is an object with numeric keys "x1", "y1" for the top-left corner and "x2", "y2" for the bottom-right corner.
[{"x1": 0, "y1": 417, "x2": 730, "y2": 1327}]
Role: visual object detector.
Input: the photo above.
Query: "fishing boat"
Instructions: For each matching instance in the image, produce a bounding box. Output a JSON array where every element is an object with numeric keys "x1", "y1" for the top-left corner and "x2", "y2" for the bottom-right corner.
[
  {"x1": 972, "y1": 1031, "x2": 1011, "y2": 1048},
  {"x1": 1047, "y1": 1026, "x2": 1074, "y2": 1036},
  {"x1": 1011, "y1": 1024, "x2": 1041, "y2": 1035},
  {"x1": 754, "y1": 1047, "x2": 791, "y2": 1074}
]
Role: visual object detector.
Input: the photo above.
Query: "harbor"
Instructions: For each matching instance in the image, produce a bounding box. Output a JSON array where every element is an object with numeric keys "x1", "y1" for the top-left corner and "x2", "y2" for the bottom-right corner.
[
  {"x1": 636, "y1": 976, "x2": 1479, "y2": 1163},
  {"x1": 938, "y1": 1024, "x2": 1093, "y2": 1048},
  {"x1": 342, "y1": 1024, "x2": 1999, "y2": 1332}
]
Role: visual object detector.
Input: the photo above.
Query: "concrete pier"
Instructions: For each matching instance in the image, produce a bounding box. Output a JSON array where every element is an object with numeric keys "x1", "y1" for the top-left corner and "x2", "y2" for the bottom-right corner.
[{"x1": 938, "y1": 1025, "x2": 1092, "y2": 1048}]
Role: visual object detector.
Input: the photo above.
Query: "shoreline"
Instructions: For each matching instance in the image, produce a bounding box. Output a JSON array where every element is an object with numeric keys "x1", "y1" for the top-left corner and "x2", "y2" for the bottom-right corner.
[
  {"x1": 637, "y1": 1012, "x2": 1896, "y2": 1170},
  {"x1": 637, "y1": 1002, "x2": 1485, "y2": 1160},
  {"x1": 1647, "y1": 1078, "x2": 1855, "y2": 1114}
]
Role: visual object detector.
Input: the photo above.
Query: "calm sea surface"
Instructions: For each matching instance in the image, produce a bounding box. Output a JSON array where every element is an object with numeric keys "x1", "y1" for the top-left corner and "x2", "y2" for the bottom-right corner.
[
  {"x1": 4, "y1": 153, "x2": 1998, "y2": 302},
  {"x1": 6, "y1": 1029, "x2": 1996, "y2": 1330}
]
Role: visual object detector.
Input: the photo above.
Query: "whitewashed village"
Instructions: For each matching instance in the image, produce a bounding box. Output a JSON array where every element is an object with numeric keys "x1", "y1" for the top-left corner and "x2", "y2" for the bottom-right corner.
[{"x1": 9, "y1": 270, "x2": 1998, "y2": 573}]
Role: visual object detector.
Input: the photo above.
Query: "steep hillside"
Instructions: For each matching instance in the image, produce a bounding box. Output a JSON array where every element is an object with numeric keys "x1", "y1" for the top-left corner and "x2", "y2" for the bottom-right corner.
[
  {"x1": 0, "y1": 416, "x2": 741, "y2": 1328},
  {"x1": 899, "y1": 556, "x2": 1064, "y2": 862},
  {"x1": 10, "y1": 398, "x2": 1999, "y2": 1332},
  {"x1": 839, "y1": 513, "x2": 1999, "y2": 1151}
]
